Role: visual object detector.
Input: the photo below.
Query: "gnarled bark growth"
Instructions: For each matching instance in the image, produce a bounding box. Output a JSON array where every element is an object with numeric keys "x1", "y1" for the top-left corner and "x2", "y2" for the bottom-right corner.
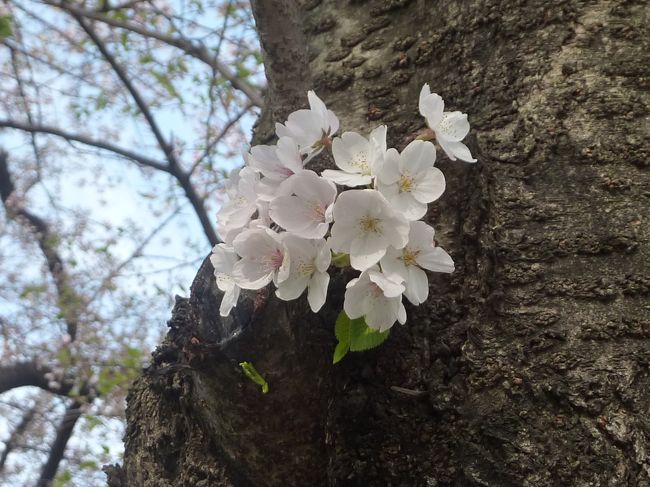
[{"x1": 116, "y1": 0, "x2": 650, "y2": 485}]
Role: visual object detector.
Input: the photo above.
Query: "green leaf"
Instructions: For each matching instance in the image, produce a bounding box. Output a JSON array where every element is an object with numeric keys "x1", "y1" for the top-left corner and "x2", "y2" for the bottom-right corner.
[
  {"x1": 239, "y1": 362, "x2": 269, "y2": 393},
  {"x1": 122, "y1": 346, "x2": 142, "y2": 369},
  {"x1": 119, "y1": 31, "x2": 129, "y2": 49},
  {"x1": 334, "y1": 310, "x2": 349, "y2": 342},
  {"x1": 349, "y1": 318, "x2": 390, "y2": 352},
  {"x1": 54, "y1": 469, "x2": 72, "y2": 487},
  {"x1": 236, "y1": 65, "x2": 251, "y2": 78},
  {"x1": 84, "y1": 415, "x2": 103, "y2": 431},
  {"x1": 152, "y1": 71, "x2": 183, "y2": 103},
  {"x1": 331, "y1": 252, "x2": 350, "y2": 268},
  {"x1": 332, "y1": 311, "x2": 390, "y2": 363},
  {"x1": 139, "y1": 53, "x2": 154, "y2": 64},
  {"x1": 19, "y1": 284, "x2": 47, "y2": 298},
  {"x1": 56, "y1": 347, "x2": 72, "y2": 366},
  {"x1": 95, "y1": 94, "x2": 108, "y2": 110},
  {"x1": 176, "y1": 58, "x2": 188, "y2": 73},
  {"x1": 333, "y1": 310, "x2": 352, "y2": 363},
  {"x1": 0, "y1": 15, "x2": 12, "y2": 39},
  {"x1": 109, "y1": 9, "x2": 128, "y2": 22},
  {"x1": 79, "y1": 460, "x2": 97, "y2": 469},
  {"x1": 253, "y1": 51, "x2": 264, "y2": 65},
  {"x1": 332, "y1": 341, "x2": 349, "y2": 364}
]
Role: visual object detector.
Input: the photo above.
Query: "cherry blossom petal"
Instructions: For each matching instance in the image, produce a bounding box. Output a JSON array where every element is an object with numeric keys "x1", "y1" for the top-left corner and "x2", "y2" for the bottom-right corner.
[
  {"x1": 289, "y1": 171, "x2": 337, "y2": 203},
  {"x1": 411, "y1": 167, "x2": 446, "y2": 204},
  {"x1": 350, "y1": 235, "x2": 388, "y2": 271},
  {"x1": 315, "y1": 242, "x2": 332, "y2": 273},
  {"x1": 417, "y1": 247, "x2": 455, "y2": 273},
  {"x1": 377, "y1": 149, "x2": 401, "y2": 185},
  {"x1": 321, "y1": 169, "x2": 372, "y2": 187},
  {"x1": 232, "y1": 259, "x2": 273, "y2": 289},
  {"x1": 343, "y1": 279, "x2": 368, "y2": 319},
  {"x1": 437, "y1": 138, "x2": 477, "y2": 163},
  {"x1": 397, "y1": 302, "x2": 407, "y2": 324},
  {"x1": 408, "y1": 220, "x2": 436, "y2": 249},
  {"x1": 307, "y1": 271, "x2": 330, "y2": 312},
  {"x1": 437, "y1": 112, "x2": 470, "y2": 142},
  {"x1": 378, "y1": 183, "x2": 428, "y2": 221},
  {"x1": 419, "y1": 84, "x2": 444, "y2": 128},
  {"x1": 365, "y1": 297, "x2": 401, "y2": 332},
  {"x1": 276, "y1": 246, "x2": 292, "y2": 284},
  {"x1": 399, "y1": 140, "x2": 436, "y2": 175},
  {"x1": 369, "y1": 270, "x2": 405, "y2": 298},
  {"x1": 220, "y1": 286, "x2": 240, "y2": 317},
  {"x1": 270, "y1": 196, "x2": 316, "y2": 233},
  {"x1": 380, "y1": 247, "x2": 408, "y2": 278},
  {"x1": 383, "y1": 214, "x2": 410, "y2": 250},
  {"x1": 404, "y1": 265, "x2": 429, "y2": 305},
  {"x1": 275, "y1": 137, "x2": 304, "y2": 174},
  {"x1": 332, "y1": 132, "x2": 370, "y2": 173},
  {"x1": 276, "y1": 274, "x2": 310, "y2": 301}
]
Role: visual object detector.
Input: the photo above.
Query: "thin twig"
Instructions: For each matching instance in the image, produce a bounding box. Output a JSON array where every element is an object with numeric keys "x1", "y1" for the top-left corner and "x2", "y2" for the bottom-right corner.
[
  {"x1": 0, "y1": 151, "x2": 81, "y2": 341},
  {"x1": 87, "y1": 206, "x2": 185, "y2": 304},
  {"x1": 73, "y1": 15, "x2": 219, "y2": 245},
  {"x1": 190, "y1": 102, "x2": 252, "y2": 176},
  {"x1": 0, "y1": 120, "x2": 169, "y2": 172},
  {"x1": 45, "y1": 0, "x2": 264, "y2": 107},
  {"x1": 36, "y1": 400, "x2": 83, "y2": 487}
]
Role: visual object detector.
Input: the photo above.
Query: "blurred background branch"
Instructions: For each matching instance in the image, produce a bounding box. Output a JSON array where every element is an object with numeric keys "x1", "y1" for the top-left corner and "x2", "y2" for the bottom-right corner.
[{"x1": 0, "y1": 0, "x2": 263, "y2": 484}]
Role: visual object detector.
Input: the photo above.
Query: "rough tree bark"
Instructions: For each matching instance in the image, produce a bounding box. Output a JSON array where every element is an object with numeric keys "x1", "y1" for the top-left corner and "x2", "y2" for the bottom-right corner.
[{"x1": 112, "y1": 0, "x2": 650, "y2": 485}]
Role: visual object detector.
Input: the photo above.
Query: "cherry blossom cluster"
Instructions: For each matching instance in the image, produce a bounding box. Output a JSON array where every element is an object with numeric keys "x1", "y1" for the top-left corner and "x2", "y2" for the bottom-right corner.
[{"x1": 210, "y1": 85, "x2": 475, "y2": 333}]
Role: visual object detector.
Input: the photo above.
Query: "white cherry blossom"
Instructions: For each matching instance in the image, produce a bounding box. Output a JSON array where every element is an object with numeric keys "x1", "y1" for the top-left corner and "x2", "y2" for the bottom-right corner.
[
  {"x1": 269, "y1": 170, "x2": 337, "y2": 239},
  {"x1": 219, "y1": 200, "x2": 271, "y2": 246},
  {"x1": 377, "y1": 140, "x2": 445, "y2": 220},
  {"x1": 247, "y1": 137, "x2": 305, "y2": 201},
  {"x1": 231, "y1": 228, "x2": 290, "y2": 289},
  {"x1": 344, "y1": 267, "x2": 406, "y2": 332},
  {"x1": 380, "y1": 221, "x2": 454, "y2": 305},
  {"x1": 329, "y1": 189, "x2": 409, "y2": 271},
  {"x1": 275, "y1": 236, "x2": 331, "y2": 312},
  {"x1": 248, "y1": 200, "x2": 271, "y2": 229},
  {"x1": 419, "y1": 84, "x2": 476, "y2": 163},
  {"x1": 322, "y1": 126, "x2": 387, "y2": 187},
  {"x1": 209, "y1": 244, "x2": 241, "y2": 316},
  {"x1": 216, "y1": 167, "x2": 260, "y2": 243},
  {"x1": 210, "y1": 87, "x2": 469, "y2": 356},
  {"x1": 275, "y1": 91, "x2": 339, "y2": 159}
]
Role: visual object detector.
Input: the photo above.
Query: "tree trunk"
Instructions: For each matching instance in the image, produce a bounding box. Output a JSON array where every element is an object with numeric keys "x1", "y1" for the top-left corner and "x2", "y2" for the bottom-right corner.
[{"x1": 114, "y1": 0, "x2": 650, "y2": 485}]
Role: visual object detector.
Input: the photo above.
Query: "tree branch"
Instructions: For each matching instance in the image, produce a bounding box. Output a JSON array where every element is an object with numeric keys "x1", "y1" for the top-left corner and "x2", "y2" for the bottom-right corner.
[
  {"x1": 0, "y1": 404, "x2": 36, "y2": 472},
  {"x1": 88, "y1": 206, "x2": 184, "y2": 305},
  {"x1": 0, "y1": 120, "x2": 169, "y2": 172},
  {"x1": 73, "y1": 14, "x2": 177, "y2": 169},
  {"x1": 44, "y1": 0, "x2": 264, "y2": 107},
  {"x1": 36, "y1": 400, "x2": 83, "y2": 487},
  {"x1": 173, "y1": 172, "x2": 220, "y2": 246},
  {"x1": 0, "y1": 151, "x2": 82, "y2": 340},
  {"x1": 8, "y1": 43, "x2": 45, "y2": 182},
  {"x1": 0, "y1": 361, "x2": 77, "y2": 396},
  {"x1": 1, "y1": 38, "x2": 113, "y2": 90},
  {"x1": 73, "y1": 16, "x2": 219, "y2": 245},
  {"x1": 190, "y1": 102, "x2": 253, "y2": 176}
]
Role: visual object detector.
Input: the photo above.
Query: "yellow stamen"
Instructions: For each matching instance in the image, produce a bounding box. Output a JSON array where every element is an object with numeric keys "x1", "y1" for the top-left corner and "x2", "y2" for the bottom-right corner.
[
  {"x1": 310, "y1": 202, "x2": 326, "y2": 222},
  {"x1": 299, "y1": 262, "x2": 315, "y2": 276},
  {"x1": 401, "y1": 247, "x2": 419, "y2": 266},
  {"x1": 398, "y1": 174, "x2": 414, "y2": 193},
  {"x1": 351, "y1": 152, "x2": 370, "y2": 175},
  {"x1": 358, "y1": 215, "x2": 381, "y2": 234}
]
